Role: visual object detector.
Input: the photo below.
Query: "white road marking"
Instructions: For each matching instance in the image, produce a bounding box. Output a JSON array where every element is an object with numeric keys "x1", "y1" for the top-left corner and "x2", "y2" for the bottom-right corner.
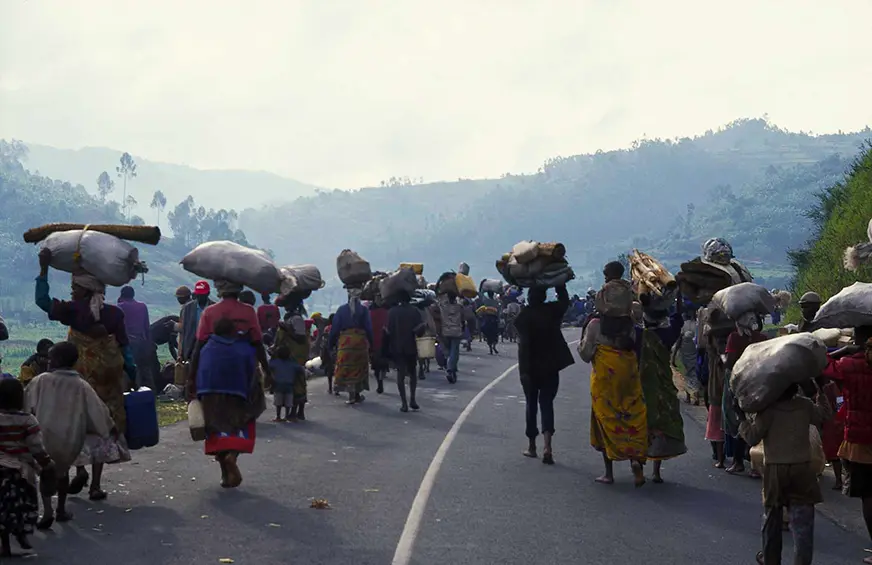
[
  {"x1": 391, "y1": 362, "x2": 518, "y2": 565},
  {"x1": 392, "y1": 340, "x2": 579, "y2": 565}
]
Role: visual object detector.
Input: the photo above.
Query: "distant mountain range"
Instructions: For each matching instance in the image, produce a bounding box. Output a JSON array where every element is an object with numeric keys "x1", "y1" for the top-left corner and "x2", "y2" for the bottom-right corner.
[
  {"x1": 8, "y1": 118, "x2": 871, "y2": 308},
  {"x1": 21, "y1": 144, "x2": 320, "y2": 213},
  {"x1": 239, "y1": 119, "x2": 872, "y2": 292}
]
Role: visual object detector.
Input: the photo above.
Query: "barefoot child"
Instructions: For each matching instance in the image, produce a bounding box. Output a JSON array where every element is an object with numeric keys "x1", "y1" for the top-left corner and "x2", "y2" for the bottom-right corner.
[
  {"x1": 0, "y1": 378, "x2": 53, "y2": 557},
  {"x1": 269, "y1": 346, "x2": 303, "y2": 422},
  {"x1": 25, "y1": 342, "x2": 114, "y2": 529}
]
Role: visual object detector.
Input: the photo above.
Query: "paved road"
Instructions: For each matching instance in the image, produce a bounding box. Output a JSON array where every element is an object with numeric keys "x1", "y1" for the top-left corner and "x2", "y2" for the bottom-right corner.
[{"x1": 28, "y1": 334, "x2": 864, "y2": 564}]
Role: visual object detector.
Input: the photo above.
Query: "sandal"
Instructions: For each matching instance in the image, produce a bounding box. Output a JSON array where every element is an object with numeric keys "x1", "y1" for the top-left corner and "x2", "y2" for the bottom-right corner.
[{"x1": 594, "y1": 476, "x2": 614, "y2": 485}]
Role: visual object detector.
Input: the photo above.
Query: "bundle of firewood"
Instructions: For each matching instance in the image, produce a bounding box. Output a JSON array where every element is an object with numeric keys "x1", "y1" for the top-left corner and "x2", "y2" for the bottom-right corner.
[
  {"x1": 23, "y1": 223, "x2": 161, "y2": 245},
  {"x1": 629, "y1": 249, "x2": 674, "y2": 296}
]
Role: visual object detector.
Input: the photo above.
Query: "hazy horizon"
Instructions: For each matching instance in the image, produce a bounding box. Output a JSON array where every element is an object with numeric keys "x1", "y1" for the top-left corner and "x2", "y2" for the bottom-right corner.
[{"x1": 2, "y1": 1, "x2": 871, "y2": 190}]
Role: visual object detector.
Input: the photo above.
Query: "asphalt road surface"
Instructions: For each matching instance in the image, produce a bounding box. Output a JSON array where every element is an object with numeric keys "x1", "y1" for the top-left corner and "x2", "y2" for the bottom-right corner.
[{"x1": 26, "y1": 334, "x2": 864, "y2": 564}]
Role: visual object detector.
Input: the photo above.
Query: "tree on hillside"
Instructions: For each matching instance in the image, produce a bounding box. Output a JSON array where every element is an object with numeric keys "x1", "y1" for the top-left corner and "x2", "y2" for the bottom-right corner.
[
  {"x1": 125, "y1": 195, "x2": 138, "y2": 219},
  {"x1": 96, "y1": 171, "x2": 115, "y2": 203},
  {"x1": 116, "y1": 152, "x2": 137, "y2": 219},
  {"x1": 150, "y1": 190, "x2": 167, "y2": 227},
  {"x1": 0, "y1": 139, "x2": 28, "y2": 163}
]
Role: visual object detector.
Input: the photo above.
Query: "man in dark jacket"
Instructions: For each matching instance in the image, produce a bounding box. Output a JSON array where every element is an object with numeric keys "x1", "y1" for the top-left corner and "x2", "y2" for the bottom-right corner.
[
  {"x1": 515, "y1": 284, "x2": 574, "y2": 464},
  {"x1": 386, "y1": 291, "x2": 425, "y2": 413}
]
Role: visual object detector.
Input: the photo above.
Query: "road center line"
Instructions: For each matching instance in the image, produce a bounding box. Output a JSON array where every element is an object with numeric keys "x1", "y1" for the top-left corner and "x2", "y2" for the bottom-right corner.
[{"x1": 393, "y1": 339, "x2": 579, "y2": 565}]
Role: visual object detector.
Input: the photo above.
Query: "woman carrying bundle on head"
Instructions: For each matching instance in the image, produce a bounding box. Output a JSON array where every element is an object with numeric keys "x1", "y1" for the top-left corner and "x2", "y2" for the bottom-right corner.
[
  {"x1": 34, "y1": 248, "x2": 136, "y2": 502},
  {"x1": 580, "y1": 261, "x2": 647, "y2": 487},
  {"x1": 635, "y1": 287, "x2": 687, "y2": 483},
  {"x1": 187, "y1": 280, "x2": 270, "y2": 488},
  {"x1": 329, "y1": 287, "x2": 374, "y2": 405}
]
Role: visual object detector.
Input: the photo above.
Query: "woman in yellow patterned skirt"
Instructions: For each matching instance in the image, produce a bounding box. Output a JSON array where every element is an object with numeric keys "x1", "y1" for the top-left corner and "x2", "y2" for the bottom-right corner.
[{"x1": 580, "y1": 314, "x2": 647, "y2": 487}]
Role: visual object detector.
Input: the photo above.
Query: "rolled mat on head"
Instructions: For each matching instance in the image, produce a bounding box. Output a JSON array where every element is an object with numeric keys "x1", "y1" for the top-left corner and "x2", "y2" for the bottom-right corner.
[{"x1": 24, "y1": 223, "x2": 161, "y2": 245}]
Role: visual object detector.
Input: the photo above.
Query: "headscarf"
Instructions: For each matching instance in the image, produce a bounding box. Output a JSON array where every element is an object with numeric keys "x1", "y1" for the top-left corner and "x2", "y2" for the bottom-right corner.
[
  {"x1": 214, "y1": 280, "x2": 244, "y2": 297},
  {"x1": 347, "y1": 287, "x2": 363, "y2": 315},
  {"x1": 702, "y1": 238, "x2": 734, "y2": 265},
  {"x1": 71, "y1": 273, "x2": 106, "y2": 322},
  {"x1": 735, "y1": 311, "x2": 761, "y2": 337}
]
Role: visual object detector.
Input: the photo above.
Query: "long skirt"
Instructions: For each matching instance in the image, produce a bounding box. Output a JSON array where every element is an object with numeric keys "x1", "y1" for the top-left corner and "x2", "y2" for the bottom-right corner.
[
  {"x1": 205, "y1": 420, "x2": 256, "y2": 456},
  {"x1": 0, "y1": 468, "x2": 38, "y2": 536},
  {"x1": 68, "y1": 329, "x2": 127, "y2": 434},
  {"x1": 639, "y1": 330, "x2": 687, "y2": 460},
  {"x1": 705, "y1": 406, "x2": 725, "y2": 442},
  {"x1": 333, "y1": 328, "x2": 370, "y2": 394},
  {"x1": 480, "y1": 314, "x2": 500, "y2": 345},
  {"x1": 590, "y1": 345, "x2": 648, "y2": 461}
]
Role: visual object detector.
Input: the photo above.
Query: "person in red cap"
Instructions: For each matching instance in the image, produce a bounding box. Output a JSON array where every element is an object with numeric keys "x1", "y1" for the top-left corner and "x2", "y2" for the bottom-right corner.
[{"x1": 179, "y1": 281, "x2": 214, "y2": 366}]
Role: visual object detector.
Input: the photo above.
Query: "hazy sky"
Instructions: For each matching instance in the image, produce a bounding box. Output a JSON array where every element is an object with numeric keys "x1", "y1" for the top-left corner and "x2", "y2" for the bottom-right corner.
[{"x1": 1, "y1": 0, "x2": 870, "y2": 189}]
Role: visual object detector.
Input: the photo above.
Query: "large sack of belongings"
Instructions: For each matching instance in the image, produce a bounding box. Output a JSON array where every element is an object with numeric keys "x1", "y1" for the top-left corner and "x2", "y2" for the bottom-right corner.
[
  {"x1": 458, "y1": 262, "x2": 470, "y2": 276},
  {"x1": 596, "y1": 279, "x2": 634, "y2": 317},
  {"x1": 455, "y1": 273, "x2": 477, "y2": 298},
  {"x1": 361, "y1": 271, "x2": 387, "y2": 302},
  {"x1": 279, "y1": 265, "x2": 325, "y2": 295},
  {"x1": 844, "y1": 218, "x2": 872, "y2": 272},
  {"x1": 411, "y1": 289, "x2": 436, "y2": 307},
  {"x1": 182, "y1": 240, "x2": 281, "y2": 294},
  {"x1": 676, "y1": 238, "x2": 752, "y2": 305},
  {"x1": 712, "y1": 283, "x2": 776, "y2": 320},
  {"x1": 810, "y1": 282, "x2": 872, "y2": 330},
  {"x1": 337, "y1": 249, "x2": 372, "y2": 286},
  {"x1": 730, "y1": 333, "x2": 828, "y2": 413},
  {"x1": 496, "y1": 240, "x2": 574, "y2": 288},
  {"x1": 400, "y1": 262, "x2": 424, "y2": 275},
  {"x1": 480, "y1": 278, "x2": 503, "y2": 294},
  {"x1": 40, "y1": 229, "x2": 148, "y2": 287},
  {"x1": 379, "y1": 268, "x2": 418, "y2": 303}
]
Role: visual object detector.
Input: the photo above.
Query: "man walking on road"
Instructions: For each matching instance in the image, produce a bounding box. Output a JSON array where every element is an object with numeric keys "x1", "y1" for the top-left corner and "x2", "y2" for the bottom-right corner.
[
  {"x1": 117, "y1": 285, "x2": 156, "y2": 389},
  {"x1": 515, "y1": 285, "x2": 573, "y2": 464},
  {"x1": 438, "y1": 293, "x2": 464, "y2": 384}
]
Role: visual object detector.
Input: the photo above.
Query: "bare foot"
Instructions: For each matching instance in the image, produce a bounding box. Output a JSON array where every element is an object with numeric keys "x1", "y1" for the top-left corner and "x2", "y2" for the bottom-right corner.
[
  {"x1": 632, "y1": 462, "x2": 646, "y2": 488},
  {"x1": 522, "y1": 448, "x2": 537, "y2": 458},
  {"x1": 595, "y1": 476, "x2": 614, "y2": 485},
  {"x1": 714, "y1": 461, "x2": 726, "y2": 469},
  {"x1": 652, "y1": 475, "x2": 664, "y2": 484}
]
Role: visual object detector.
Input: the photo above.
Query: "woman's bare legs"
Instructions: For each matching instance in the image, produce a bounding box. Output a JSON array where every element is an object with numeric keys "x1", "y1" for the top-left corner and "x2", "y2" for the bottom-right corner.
[{"x1": 596, "y1": 454, "x2": 614, "y2": 484}]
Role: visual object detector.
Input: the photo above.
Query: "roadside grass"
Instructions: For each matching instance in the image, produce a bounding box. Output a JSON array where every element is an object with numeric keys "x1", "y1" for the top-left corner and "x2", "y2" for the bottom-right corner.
[{"x1": 157, "y1": 400, "x2": 188, "y2": 427}]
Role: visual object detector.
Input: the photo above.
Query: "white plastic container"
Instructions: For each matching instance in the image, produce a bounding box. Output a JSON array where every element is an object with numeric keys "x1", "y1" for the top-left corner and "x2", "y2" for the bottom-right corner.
[
  {"x1": 416, "y1": 337, "x2": 437, "y2": 359},
  {"x1": 188, "y1": 400, "x2": 206, "y2": 442}
]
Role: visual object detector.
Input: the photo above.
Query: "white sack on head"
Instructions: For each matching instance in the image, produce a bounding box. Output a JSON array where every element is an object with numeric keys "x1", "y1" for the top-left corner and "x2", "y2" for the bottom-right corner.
[
  {"x1": 181, "y1": 240, "x2": 280, "y2": 295},
  {"x1": 42, "y1": 230, "x2": 142, "y2": 287}
]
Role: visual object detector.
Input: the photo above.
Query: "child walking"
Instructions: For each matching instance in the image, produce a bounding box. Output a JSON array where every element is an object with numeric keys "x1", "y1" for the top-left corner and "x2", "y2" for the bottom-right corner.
[
  {"x1": 0, "y1": 378, "x2": 53, "y2": 557},
  {"x1": 738, "y1": 381, "x2": 832, "y2": 565},
  {"x1": 269, "y1": 346, "x2": 304, "y2": 422}
]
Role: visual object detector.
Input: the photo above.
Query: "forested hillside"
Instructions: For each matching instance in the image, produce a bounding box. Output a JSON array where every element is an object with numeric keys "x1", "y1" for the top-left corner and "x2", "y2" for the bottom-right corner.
[
  {"x1": 791, "y1": 143, "x2": 872, "y2": 303},
  {"x1": 22, "y1": 144, "x2": 319, "y2": 212},
  {"x1": 0, "y1": 141, "x2": 255, "y2": 317},
  {"x1": 240, "y1": 119, "x2": 871, "y2": 290}
]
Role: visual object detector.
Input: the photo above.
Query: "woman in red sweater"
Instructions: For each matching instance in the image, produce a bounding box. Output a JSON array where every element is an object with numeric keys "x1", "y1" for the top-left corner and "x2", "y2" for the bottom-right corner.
[{"x1": 822, "y1": 326, "x2": 872, "y2": 564}]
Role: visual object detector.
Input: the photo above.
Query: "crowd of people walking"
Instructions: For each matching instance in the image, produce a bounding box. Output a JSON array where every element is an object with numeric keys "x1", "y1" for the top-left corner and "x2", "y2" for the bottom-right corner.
[{"x1": 0, "y1": 236, "x2": 871, "y2": 565}]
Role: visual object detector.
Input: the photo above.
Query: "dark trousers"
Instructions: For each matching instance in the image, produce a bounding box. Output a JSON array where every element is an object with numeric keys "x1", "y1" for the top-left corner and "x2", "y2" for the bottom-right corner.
[
  {"x1": 521, "y1": 374, "x2": 559, "y2": 439},
  {"x1": 762, "y1": 505, "x2": 814, "y2": 565}
]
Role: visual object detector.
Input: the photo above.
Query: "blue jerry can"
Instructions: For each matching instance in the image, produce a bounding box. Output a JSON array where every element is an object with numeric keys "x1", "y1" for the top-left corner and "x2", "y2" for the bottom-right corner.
[{"x1": 124, "y1": 388, "x2": 160, "y2": 450}]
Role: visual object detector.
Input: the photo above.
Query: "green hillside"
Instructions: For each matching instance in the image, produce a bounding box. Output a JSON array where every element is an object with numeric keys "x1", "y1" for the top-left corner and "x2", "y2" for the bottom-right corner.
[
  {"x1": 240, "y1": 118, "x2": 870, "y2": 291},
  {"x1": 791, "y1": 143, "x2": 872, "y2": 304}
]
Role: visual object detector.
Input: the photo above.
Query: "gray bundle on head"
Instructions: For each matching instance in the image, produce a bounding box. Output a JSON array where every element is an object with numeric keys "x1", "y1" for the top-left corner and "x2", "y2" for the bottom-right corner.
[
  {"x1": 773, "y1": 290, "x2": 792, "y2": 310},
  {"x1": 844, "y1": 218, "x2": 872, "y2": 273}
]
